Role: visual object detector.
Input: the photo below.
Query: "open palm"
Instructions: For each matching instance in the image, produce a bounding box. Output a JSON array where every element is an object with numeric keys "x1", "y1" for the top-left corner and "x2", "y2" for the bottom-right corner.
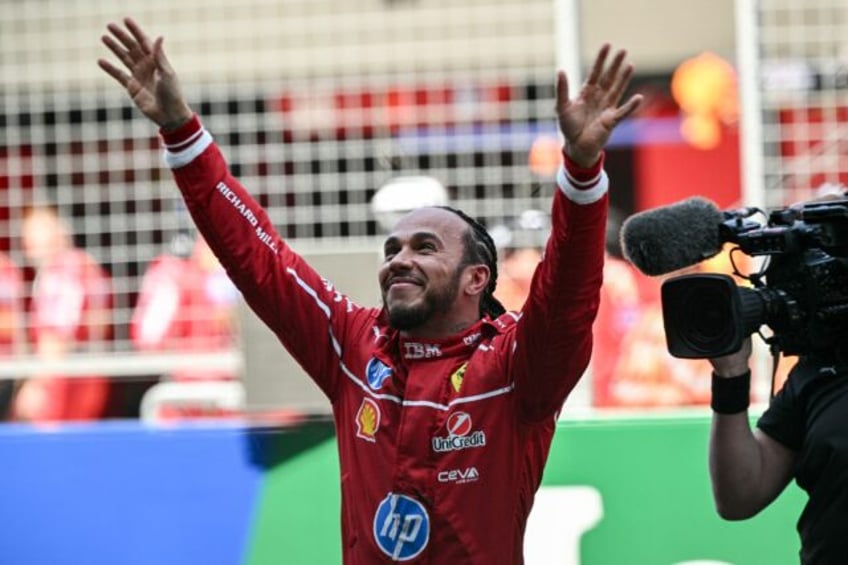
[
  {"x1": 98, "y1": 18, "x2": 192, "y2": 129},
  {"x1": 556, "y1": 44, "x2": 642, "y2": 167}
]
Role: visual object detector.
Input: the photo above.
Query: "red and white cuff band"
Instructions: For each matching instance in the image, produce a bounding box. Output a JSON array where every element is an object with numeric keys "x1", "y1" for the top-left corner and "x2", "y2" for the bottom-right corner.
[
  {"x1": 162, "y1": 129, "x2": 213, "y2": 169},
  {"x1": 556, "y1": 165, "x2": 608, "y2": 205},
  {"x1": 159, "y1": 115, "x2": 213, "y2": 169}
]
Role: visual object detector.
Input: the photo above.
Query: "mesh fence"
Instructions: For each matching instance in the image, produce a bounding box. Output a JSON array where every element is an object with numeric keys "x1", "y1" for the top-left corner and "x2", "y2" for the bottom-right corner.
[
  {"x1": 756, "y1": 0, "x2": 848, "y2": 207},
  {"x1": 0, "y1": 0, "x2": 562, "y2": 382}
]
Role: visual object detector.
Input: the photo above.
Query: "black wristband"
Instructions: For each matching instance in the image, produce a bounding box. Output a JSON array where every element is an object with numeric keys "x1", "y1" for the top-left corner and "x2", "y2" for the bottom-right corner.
[{"x1": 711, "y1": 370, "x2": 751, "y2": 414}]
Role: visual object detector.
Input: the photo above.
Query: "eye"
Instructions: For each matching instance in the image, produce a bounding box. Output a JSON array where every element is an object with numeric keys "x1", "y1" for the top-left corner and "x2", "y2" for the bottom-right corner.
[
  {"x1": 383, "y1": 243, "x2": 399, "y2": 260},
  {"x1": 419, "y1": 241, "x2": 437, "y2": 253}
]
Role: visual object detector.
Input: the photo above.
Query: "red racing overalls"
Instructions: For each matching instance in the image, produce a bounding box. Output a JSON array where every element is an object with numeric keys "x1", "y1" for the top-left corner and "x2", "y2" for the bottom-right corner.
[{"x1": 162, "y1": 115, "x2": 607, "y2": 563}]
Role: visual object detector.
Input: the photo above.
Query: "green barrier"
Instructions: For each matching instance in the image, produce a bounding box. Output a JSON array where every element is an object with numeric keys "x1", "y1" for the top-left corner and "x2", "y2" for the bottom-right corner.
[
  {"x1": 541, "y1": 413, "x2": 803, "y2": 564},
  {"x1": 247, "y1": 414, "x2": 804, "y2": 564}
]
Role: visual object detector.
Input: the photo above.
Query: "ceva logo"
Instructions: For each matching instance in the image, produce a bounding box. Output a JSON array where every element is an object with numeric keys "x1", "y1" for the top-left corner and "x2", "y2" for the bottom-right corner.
[{"x1": 437, "y1": 466, "x2": 479, "y2": 484}]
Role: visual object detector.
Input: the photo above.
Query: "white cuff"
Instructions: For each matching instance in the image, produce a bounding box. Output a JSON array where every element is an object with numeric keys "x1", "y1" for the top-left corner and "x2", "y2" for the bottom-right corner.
[
  {"x1": 556, "y1": 165, "x2": 608, "y2": 205},
  {"x1": 162, "y1": 130, "x2": 214, "y2": 169},
  {"x1": 163, "y1": 127, "x2": 205, "y2": 151}
]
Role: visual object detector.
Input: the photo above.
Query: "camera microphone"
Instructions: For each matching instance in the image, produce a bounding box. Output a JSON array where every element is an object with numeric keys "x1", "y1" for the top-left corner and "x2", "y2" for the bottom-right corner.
[{"x1": 620, "y1": 197, "x2": 725, "y2": 276}]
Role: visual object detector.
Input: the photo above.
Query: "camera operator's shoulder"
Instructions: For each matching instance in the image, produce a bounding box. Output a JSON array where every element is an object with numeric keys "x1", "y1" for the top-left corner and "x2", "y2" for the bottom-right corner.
[{"x1": 785, "y1": 355, "x2": 846, "y2": 397}]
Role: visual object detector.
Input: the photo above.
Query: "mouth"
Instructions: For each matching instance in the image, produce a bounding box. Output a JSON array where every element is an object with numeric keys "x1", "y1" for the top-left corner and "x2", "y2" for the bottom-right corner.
[{"x1": 385, "y1": 276, "x2": 424, "y2": 292}]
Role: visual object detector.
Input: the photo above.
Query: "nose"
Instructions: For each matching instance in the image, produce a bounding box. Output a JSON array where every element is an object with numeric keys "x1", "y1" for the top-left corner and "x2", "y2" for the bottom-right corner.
[{"x1": 387, "y1": 245, "x2": 415, "y2": 270}]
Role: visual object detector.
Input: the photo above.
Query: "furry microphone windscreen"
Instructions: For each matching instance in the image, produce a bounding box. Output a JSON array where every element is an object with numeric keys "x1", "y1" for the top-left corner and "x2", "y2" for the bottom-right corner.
[{"x1": 620, "y1": 197, "x2": 725, "y2": 276}]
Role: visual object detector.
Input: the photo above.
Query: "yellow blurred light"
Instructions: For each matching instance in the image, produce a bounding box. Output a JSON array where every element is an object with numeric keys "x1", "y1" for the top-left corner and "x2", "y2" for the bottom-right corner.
[
  {"x1": 671, "y1": 52, "x2": 738, "y2": 149},
  {"x1": 680, "y1": 114, "x2": 721, "y2": 150},
  {"x1": 528, "y1": 135, "x2": 562, "y2": 177}
]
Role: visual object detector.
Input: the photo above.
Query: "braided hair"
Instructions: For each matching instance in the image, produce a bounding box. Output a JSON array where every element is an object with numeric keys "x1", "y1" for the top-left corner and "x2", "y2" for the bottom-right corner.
[{"x1": 437, "y1": 206, "x2": 507, "y2": 319}]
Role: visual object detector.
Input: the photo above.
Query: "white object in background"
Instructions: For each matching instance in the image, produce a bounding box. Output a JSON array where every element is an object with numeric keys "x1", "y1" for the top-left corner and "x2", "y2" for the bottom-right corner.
[
  {"x1": 524, "y1": 485, "x2": 603, "y2": 565},
  {"x1": 371, "y1": 175, "x2": 449, "y2": 233},
  {"x1": 140, "y1": 380, "x2": 246, "y2": 422}
]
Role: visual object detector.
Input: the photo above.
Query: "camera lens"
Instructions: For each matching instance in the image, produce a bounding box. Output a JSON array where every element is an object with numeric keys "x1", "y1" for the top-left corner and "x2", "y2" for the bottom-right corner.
[
  {"x1": 662, "y1": 274, "x2": 748, "y2": 358},
  {"x1": 685, "y1": 288, "x2": 728, "y2": 342}
]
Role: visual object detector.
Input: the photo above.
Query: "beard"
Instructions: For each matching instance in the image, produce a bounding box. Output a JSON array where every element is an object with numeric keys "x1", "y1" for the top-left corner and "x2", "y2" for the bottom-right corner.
[{"x1": 385, "y1": 270, "x2": 462, "y2": 331}]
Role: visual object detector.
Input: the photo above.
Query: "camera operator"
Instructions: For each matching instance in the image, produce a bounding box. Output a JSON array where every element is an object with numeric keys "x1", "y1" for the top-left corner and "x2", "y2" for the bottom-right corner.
[
  {"x1": 708, "y1": 270, "x2": 846, "y2": 563},
  {"x1": 621, "y1": 184, "x2": 848, "y2": 562}
]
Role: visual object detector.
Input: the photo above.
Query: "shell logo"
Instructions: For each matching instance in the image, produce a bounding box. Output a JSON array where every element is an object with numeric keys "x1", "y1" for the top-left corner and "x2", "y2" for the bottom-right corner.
[{"x1": 356, "y1": 397, "x2": 381, "y2": 442}]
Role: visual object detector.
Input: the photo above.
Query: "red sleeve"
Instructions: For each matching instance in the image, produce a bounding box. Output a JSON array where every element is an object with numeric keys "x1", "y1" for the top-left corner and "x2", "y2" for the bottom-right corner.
[
  {"x1": 511, "y1": 152, "x2": 608, "y2": 422},
  {"x1": 160, "y1": 116, "x2": 375, "y2": 400}
]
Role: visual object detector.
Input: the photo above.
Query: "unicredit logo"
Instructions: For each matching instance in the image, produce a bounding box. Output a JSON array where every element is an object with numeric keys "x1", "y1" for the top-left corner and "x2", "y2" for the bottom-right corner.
[{"x1": 431, "y1": 412, "x2": 487, "y2": 453}]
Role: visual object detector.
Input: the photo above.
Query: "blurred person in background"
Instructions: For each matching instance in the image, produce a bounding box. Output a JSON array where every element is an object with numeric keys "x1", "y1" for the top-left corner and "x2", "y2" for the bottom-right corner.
[
  {"x1": 13, "y1": 204, "x2": 113, "y2": 422},
  {"x1": 0, "y1": 251, "x2": 24, "y2": 420},
  {"x1": 490, "y1": 209, "x2": 549, "y2": 313},
  {"x1": 99, "y1": 18, "x2": 641, "y2": 563},
  {"x1": 131, "y1": 231, "x2": 241, "y2": 420},
  {"x1": 131, "y1": 230, "x2": 239, "y2": 382},
  {"x1": 591, "y1": 206, "x2": 712, "y2": 407},
  {"x1": 590, "y1": 206, "x2": 644, "y2": 406}
]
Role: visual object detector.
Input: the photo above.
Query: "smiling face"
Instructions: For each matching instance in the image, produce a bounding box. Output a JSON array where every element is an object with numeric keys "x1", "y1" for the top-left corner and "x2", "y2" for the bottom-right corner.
[{"x1": 379, "y1": 207, "x2": 478, "y2": 334}]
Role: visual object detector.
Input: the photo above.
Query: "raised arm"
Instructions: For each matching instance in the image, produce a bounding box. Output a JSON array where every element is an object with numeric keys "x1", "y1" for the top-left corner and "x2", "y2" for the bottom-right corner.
[
  {"x1": 98, "y1": 19, "x2": 374, "y2": 399},
  {"x1": 708, "y1": 340, "x2": 797, "y2": 519},
  {"x1": 514, "y1": 45, "x2": 642, "y2": 421}
]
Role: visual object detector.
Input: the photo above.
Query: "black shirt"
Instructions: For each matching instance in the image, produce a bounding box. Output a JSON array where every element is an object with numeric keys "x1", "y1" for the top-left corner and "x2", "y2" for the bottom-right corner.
[{"x1": 758, "y1": 356, "x2": 848, "y2": 564}]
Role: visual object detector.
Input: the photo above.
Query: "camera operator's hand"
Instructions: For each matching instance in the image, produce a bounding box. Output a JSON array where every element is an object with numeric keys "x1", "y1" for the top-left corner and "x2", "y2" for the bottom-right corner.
[{"x1": 709, "y1": 338, "x2": 752, "y2": 378}]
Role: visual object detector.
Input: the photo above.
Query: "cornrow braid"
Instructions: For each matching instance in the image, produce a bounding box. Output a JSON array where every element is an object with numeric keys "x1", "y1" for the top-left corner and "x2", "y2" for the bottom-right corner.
[{"x1": 437, "y1": 206, "x2": 507, "y2": 319}]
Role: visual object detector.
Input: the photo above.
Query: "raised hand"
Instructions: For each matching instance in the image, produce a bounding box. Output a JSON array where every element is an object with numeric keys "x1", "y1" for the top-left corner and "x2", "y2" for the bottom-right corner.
[
  {"x1": 556, "y1": 44, "x2": 643, "y2": 167},
  {"x1": 98, "y1": 18, "x2": 193, "y2": 130}
]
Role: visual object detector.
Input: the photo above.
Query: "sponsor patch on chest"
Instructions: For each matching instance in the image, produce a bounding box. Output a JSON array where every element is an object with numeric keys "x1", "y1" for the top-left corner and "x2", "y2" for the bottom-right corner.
[
  {"x1": 365, "y1": 357, "x2": 393, "y2": 390},
  {"x1": 450, "y1": 362, "x2": 467, "y2": 393},
  {"x1": 373, "y1": 493, "x2": 430, "y2": 560},
  {"x1": 355, "y1": 397, "x2": 381, "y2": 442},
  {"x1": 437, "y1": 466, "x2": 480, "y2": 484},
  {"x1": 402, "y1": 342, "x2": 443, "y2": 359},
  {"x1": 431, "y1": 411, "x2": 487, "y2": 453}
]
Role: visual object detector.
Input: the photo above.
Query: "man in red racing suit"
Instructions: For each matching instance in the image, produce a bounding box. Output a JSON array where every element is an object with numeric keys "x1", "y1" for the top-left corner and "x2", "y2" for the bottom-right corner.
[{"x1": 99, "y1": 18, "x2": 642, "y2": 564}]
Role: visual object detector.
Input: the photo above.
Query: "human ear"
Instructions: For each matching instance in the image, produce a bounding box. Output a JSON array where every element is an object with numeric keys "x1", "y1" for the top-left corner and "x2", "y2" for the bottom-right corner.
[{"x1": 464, "y1": 264, "x2": 491, "y2": 297}]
